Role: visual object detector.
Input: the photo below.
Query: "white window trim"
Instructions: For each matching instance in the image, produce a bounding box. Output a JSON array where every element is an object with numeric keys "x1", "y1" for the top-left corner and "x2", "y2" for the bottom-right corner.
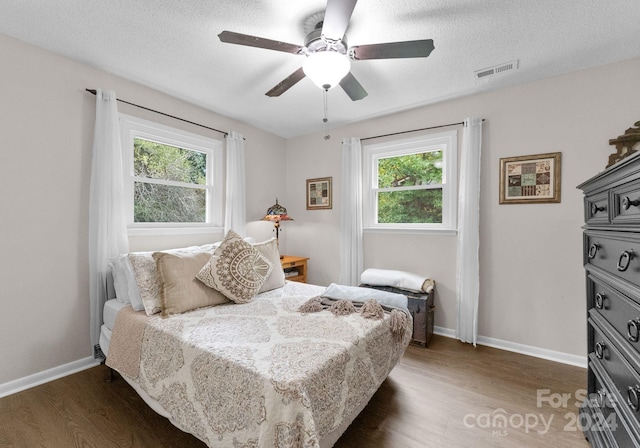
[
  {"x1": 363, "y1": 130, "x2": 458, "y2": 234},
  {"x1": 119, "y1": 114, "x2": 224, "y2": 236}
]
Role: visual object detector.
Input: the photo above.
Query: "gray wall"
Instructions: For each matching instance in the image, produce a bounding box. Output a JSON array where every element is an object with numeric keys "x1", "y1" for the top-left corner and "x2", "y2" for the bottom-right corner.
[
  {"x1": 0, "y1": 34, "x2": 286, "y2": 385},
  {"x1": 282, "y1": 56, "x2": 640, "y2": 362}
]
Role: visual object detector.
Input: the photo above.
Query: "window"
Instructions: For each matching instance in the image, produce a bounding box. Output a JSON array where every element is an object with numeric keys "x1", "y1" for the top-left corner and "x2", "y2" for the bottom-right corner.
[
  {"x1": 119, "y1": 114, "x2": 223, "y2": 235},
  {"x1": 363, "y1": 130, "x2": 457, "y2": 233}
]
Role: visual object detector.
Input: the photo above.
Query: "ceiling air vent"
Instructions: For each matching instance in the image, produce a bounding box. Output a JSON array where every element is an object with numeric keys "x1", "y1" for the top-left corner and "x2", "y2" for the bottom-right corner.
[{"x1": 474, "y1": 59, "x2": 519, "y2": 80}]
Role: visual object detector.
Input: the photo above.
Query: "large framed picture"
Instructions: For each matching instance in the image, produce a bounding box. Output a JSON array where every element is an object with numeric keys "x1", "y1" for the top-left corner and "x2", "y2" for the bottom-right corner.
[
  {"x1": 306, "y1": 177, "x2": 332, "y2": 210},
  {"x1": 499, "y1": 152, "x2": 561, "y2": 204}
]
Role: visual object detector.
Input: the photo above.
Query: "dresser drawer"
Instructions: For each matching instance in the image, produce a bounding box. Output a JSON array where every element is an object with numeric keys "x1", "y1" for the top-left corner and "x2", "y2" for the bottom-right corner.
[
  {"x1": 579, "y1": 398, "x2": 618, "y2": 448},
  {"x1": 612, "y1": 179, "x2": 640, "y2": 226},
  {"x1": 585, "y1": 191, "x2": 610, "y2": 225},
  {"x1": 586, "y1": 231, "x2": 640, "y2": 288},
  {"x1": 589, "y1": 275, "x2": 640, "y2": 353},
  {"x1": 589, "y1": 355, "x2": 640, "y2": 447},
  {"x1": 589, "y1": 316, "x2": 640, "y2": 431}
]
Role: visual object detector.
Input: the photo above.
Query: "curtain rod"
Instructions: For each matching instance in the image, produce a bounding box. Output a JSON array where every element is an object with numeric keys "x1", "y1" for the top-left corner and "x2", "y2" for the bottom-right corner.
[
  {"x1": 360, "y1": 119, "x2": 484, "y2": 141},
  {"x1": 85, "y1": 89, "x2": 229, "y2": 137}
]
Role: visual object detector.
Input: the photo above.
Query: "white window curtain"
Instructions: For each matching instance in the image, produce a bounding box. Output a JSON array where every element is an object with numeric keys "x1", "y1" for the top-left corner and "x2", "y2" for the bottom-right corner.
[
  {"x1": 456, "y1": 117, "x2": 483, "y2": 346},
  {"x1": 88, "y1": 89, "x2": 129, "y2": 351},
  {"x1": 224, "y1": 131, "x2": 246, "y2": 237},
  {"x1": 339, "y1": 137, "x2": 364, "y2": 285}
]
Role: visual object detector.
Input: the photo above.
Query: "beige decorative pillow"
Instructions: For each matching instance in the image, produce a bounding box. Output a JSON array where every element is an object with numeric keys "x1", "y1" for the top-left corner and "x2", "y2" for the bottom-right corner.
[
  {"x1": 253, "y1": 237, "x2": 285, "y2": 293},
  {"x1": 153, "y1": 251, "x2": 229, "y2": 317},
  {"x1": 128, "y1": 244, "x2": 217, "y2": 316},
  {"x1": 197, "y1": 230, "x2": 273, "y2": 303}
]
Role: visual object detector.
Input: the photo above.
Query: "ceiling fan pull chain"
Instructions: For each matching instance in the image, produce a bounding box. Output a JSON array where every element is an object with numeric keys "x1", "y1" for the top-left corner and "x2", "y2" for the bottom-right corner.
[{"x1": 323, "y1": 88, "x2": 331, "y2": 140}]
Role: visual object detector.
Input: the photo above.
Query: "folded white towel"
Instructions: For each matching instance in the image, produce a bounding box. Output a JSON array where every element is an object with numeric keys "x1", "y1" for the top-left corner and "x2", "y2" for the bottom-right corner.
[
  {"x1": 360, "y1": 268, "x2": 434, "y2": 293},
  {"x1": 321, "y1": 283, "x2": 408, "y2": 311}
]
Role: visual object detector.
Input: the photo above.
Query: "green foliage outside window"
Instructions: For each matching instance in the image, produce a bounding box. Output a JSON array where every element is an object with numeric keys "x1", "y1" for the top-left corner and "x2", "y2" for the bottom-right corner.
[
  {"x1": 133, "y1": 138, "x2": 207, "y2": 222},
  {"x1": 377, "y1": 151, "x2": 443, "y2": 224}
]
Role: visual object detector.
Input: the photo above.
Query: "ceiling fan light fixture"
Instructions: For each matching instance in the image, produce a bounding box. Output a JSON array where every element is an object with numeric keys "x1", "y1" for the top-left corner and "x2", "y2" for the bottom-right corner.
[{"x1": 303, "y1": 51, "x2": 351, "y2": 90}]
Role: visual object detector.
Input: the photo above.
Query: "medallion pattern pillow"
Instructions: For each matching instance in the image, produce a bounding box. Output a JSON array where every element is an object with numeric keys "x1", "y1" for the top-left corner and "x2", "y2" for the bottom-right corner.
[{"x1": 197, "y1": 230, "x2": 273, "y2": 303}]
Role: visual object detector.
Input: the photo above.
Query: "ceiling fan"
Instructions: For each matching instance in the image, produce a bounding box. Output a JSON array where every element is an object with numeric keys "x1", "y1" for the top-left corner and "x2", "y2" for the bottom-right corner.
[{"x1": 218, "y1": 0, "x2": 435, "y2": 101}]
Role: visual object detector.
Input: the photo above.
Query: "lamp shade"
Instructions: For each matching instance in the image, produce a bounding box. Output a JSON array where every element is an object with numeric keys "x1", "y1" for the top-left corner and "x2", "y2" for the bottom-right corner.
[
  {"x1": 263, "y1": 199, "x2": 293, "y2": 223},
  {"x1": 303, "y1": 51, "x2": 351, "y2": 90}
]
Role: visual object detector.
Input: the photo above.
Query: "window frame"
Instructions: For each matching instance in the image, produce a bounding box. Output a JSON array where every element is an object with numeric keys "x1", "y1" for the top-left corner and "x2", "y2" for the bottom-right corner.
[
  {"x1": 363, "y1": 130, "x2": 458, "y2": 234},
  {"x1": 119, "y1": 114, "x2": 223, "y2": 236}
]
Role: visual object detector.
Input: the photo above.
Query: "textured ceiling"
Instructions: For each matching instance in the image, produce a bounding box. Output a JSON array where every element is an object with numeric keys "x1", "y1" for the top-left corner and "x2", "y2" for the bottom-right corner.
[{"x1": 1, "y1": 0, "x2": 639, "y2": 138}]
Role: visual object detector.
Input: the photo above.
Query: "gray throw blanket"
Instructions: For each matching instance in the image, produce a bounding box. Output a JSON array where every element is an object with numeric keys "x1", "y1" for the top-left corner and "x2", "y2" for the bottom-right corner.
[
  {"x1": 321, "y1": 283, "x2": 409, "y2": 311},
  {"x1": 298, "y1": 295, "x2": 411, "y2": 342}
]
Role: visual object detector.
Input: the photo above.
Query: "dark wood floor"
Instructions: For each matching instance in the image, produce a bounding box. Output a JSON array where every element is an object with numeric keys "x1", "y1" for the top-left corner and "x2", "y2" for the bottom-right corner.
[{"x1": 0, "y1": 335, "x2": 591, "y2": 448}]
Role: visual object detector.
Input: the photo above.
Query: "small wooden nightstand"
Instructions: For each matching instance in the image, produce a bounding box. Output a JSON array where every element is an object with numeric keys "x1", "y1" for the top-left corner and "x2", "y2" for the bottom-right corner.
[{"x1": 280, "y1": 255, "x2": 309, "y2": 283}]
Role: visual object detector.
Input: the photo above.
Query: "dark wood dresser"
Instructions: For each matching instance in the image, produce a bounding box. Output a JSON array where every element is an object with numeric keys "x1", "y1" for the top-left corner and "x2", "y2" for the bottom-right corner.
[{"x1": 578, "y1": 151, "x2": 640, "y2": 447}]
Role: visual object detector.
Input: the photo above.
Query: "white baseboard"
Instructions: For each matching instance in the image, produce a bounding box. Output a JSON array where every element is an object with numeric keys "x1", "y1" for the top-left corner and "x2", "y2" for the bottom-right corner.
[
  {"x1": 0, "y1": 356, "x2": 101, "y2": 399},
  {"x1": 433, "y1": 326, "x2": 587, "y2": 368}
]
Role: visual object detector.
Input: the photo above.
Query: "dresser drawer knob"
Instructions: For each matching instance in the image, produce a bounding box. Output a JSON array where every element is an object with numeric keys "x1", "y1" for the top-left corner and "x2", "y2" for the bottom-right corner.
[
  {"x1": 617, "y1": 250, "x2": 634, "y2": 272},
  {"x1": 622, "y1": 196, "x2": 640, "y2": 210},
  {"x1": 628, "y1": 319, "x2": 640, "y2": 343},
  {"x1": 596, "y1": 389, "x2": 608, "y2": 408},
  {"x1": 628, "y1": 386, "x2": 640, "y2": 412},
  {"x1": 591, "y1": 203, "x2": 605, "y2": 215},
  {"x1": 595, "y1": 342, "x2": 606, "y2": 359},
  {"x1": 595, "y1": 292, "x2": 606, "y2": 310},
  {"x1": 588, "y1": 243, "x2": 600, "y2": 259}
]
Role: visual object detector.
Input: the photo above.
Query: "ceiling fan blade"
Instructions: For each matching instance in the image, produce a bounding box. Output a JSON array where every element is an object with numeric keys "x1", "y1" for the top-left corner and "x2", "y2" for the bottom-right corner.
[
  {"x1": 218, "y1": 31, "x2": 304, "y2": 54},
  {"x1": 321, "y1": 0, "x2": 358, "y2": 41},
  {"x1": 266, "y1": 67, "x2": 306, "y2": 97},
  {"x1": 349, "y1": 39, "x2": 435, "y2": 60},
  {"x1": 339, "y1": 72, "x2": 368, "y2": 101}
]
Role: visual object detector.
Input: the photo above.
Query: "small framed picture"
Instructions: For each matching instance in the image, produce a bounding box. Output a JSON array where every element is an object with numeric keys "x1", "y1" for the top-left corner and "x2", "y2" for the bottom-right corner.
[
  {"x1": 306, "y1": 177, "x2": 332, "y2": 210},
  {"x1": 499, "y1": 152, "x2": 561, "y2": 204}
]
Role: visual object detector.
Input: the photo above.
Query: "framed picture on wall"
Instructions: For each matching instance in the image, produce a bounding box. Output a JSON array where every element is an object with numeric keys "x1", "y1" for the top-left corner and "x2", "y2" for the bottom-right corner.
[
  {"x1": 306, "y1": 177, "x2": 332, "y2": 210},
  {"x1": 499, "y1": 152, "x2": 561, "y2": 204}
]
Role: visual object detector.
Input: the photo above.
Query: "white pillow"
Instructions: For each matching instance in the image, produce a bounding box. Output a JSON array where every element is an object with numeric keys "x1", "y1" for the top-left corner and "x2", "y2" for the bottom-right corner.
[
  {"x1": 108, "y1": 254, "x2": 144, "y2": 311},
  {"x1": 253, "y1": 238, "x2": 285, "y2": 293},
  {"x1": 109, "y1": 255, "x2": 130, "y2": 304},
  {"x1": 360, "y1": 268, "x2": 433, "y2": 293}
]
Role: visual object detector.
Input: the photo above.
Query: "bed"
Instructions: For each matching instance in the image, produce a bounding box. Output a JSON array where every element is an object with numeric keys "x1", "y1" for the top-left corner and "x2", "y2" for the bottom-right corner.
[{"x1": 100, "y1": 233, "x2": 413, "y2": 448}]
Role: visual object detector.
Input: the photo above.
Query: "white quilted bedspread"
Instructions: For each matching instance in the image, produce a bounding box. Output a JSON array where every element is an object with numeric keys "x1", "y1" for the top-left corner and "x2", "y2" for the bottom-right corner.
[{"x1": 113, "y1": 282, "x2": 411, "y2": 448}]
